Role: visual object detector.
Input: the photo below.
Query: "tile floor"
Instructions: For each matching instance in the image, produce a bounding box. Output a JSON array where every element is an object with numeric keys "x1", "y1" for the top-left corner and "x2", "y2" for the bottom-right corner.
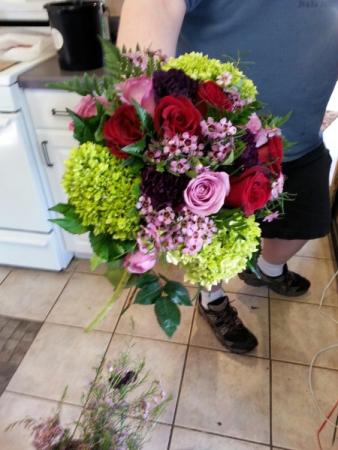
[{"x1": 0, "y1": 236, "x2": 337, "y2": 450}]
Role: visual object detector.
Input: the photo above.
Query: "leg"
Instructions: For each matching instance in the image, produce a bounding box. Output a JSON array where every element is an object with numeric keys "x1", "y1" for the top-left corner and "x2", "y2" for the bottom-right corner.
[
  {"x1": 240, "y1": 145, "x2": 331, "y2": 295},
  {"x1": 261, "y1": 238, "x2": 308, "y2": 264}
]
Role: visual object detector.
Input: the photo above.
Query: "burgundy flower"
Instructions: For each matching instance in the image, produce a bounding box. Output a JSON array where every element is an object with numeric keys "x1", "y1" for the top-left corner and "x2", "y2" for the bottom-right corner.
[
  {"x1": 152, "y1": 69, "x2": 198, "y2": 101},
  {"x1": 141, "y1": 166, "x2": 189, "y2": 210}
]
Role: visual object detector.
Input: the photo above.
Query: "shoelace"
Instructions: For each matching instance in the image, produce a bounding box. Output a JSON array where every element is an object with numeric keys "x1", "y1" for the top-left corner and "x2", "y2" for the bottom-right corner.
[{"x1": 215, "y1": 302, "x2": 243, "y2": 335}]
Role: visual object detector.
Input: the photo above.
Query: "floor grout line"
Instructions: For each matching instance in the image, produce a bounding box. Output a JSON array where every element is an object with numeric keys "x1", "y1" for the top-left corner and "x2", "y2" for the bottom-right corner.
[
  {"x1": 172, "y1": 424, "x2": 271, "y2": 448},
  {"x1": 166, "y1": 303, "x2": 197, "y2": 450},
  {"x1": 0, "y1": 269, "x2": 12, "y2": 287},
  {"x1": 4, "y1": 388, "x2": 83, "y2": 408}
]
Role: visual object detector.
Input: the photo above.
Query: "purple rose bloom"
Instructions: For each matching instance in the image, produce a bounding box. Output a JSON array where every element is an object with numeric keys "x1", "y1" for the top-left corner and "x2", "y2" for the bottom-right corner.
[
  {"x1": 152, "y1": 69, "x2": 199, "y2": 101},
  {"x1": 184, "y1": 171, "x2": 230, "y2": 216}
]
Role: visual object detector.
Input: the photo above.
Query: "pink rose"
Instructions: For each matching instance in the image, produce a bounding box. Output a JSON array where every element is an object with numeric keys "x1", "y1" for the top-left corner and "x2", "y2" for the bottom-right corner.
[
  {"x1": 116, "y1": 75, "x2": 155, "y2": 116},
  {"x1": 123, "y1": 250, "x2": 157, "y2": 274},
  {"x1": 184, "y1": 171, "x2": 230, "y2": 216},
  {"x1": 68, "y1": 95, "x2": 109, "y2": 130}
]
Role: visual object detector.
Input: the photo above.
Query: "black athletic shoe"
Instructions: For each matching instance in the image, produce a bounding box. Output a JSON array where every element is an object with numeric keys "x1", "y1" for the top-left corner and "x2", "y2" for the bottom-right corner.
[
  {"x1": 238, "y1": 264, "x2": 310, "y2": 297},
  {"x1": 198, "y1": 295, "x2": 258, "y2": 354}
]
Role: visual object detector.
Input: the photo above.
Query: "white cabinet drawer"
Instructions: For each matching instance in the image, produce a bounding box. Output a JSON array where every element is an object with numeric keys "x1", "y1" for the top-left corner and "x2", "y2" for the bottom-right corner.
[
  {"x1": 25, "y1": 89, "x2": 81, "y2": 129},
  {"x1": 0, "y1": 229, "x2": 71, "y2": 270}
]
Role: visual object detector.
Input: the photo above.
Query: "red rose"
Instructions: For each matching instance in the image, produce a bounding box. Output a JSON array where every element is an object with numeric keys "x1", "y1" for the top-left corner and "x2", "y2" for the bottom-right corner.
[
  {"x1": 226, "y1": 166, "x2": 272, "y2": 216},
  {"x1": 197, "y1": 81, "x2": 233, "y2": 112},
  {"x1": 258, "y1": 136, "x2": 283, "y2": 176},
  {"x1": 103, "y1": 104, "x2": 143, "y2": 159},
  {"x1": 154, "y1": 95, "x2": 201, "y2": 138}
]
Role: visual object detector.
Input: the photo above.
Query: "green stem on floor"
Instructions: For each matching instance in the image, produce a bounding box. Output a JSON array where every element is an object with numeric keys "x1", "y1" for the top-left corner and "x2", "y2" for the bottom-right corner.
[{"x1": 85, "y1": 269, "x2": 131, "y2": 332}]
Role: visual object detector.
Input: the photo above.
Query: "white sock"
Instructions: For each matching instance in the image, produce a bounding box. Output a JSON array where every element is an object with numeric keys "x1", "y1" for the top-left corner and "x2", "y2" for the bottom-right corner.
[
  {"x1": 257, "y1": 255, "x2": 284, "y2": 277},
  {"x1": 201, "y1": 287, "x2": 225, "y2": 309}
]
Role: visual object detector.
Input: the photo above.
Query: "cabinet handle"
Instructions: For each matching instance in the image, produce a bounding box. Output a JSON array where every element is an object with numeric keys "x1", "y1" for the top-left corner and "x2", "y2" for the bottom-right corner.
[
  {"x1": 41, "y1": 140, "x2": 54, "y2": 167},
  {"x1": 51, "y1": 108, "x2": 69, "y2": 117}
]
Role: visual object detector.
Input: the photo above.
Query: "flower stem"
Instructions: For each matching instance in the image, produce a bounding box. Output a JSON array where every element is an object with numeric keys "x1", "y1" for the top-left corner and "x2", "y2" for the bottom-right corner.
[{"x1": 85, "y1": 269, "x2": 131, "y2": 332}]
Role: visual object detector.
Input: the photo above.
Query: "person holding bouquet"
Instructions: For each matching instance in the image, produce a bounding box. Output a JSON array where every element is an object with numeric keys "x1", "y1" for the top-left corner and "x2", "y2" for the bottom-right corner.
[{"x1": 116, "y1": 0, "x2": 338, "y2": 354}]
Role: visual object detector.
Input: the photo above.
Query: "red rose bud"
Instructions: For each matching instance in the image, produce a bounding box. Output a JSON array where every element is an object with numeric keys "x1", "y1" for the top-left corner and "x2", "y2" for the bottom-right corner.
[
  {"x1": 197, "y1": 81, "x2": 233, "y2": 112},
  {"x1": 103, "y1": 104, "x2": 143, "y2": 159},
  {"x1": 226, "y1": 166, "x2": 272, "y2": 216},
  {"x1": 154, "y1": 95, "x2": 201, "y2": 138},
  {"x1": 258, "y1": 136, "x2": 283, "y2": 176}
]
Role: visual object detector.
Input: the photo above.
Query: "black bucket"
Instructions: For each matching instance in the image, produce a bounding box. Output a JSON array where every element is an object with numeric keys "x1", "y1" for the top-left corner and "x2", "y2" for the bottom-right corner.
[{"x1": 44, "y1": 1, "x2": 105, "y2": 71}]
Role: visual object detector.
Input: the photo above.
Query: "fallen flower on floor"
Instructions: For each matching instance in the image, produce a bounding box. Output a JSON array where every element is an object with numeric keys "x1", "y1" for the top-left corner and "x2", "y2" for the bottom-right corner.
[{"x1": 6, "y1": 352, "x2": 171, "y2": 450}]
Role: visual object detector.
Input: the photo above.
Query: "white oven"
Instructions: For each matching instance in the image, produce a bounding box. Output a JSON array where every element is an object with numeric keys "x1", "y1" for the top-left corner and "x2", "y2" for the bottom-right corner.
[{"x1": 0, "y1": 15, "x2": 73, "y2": 269}]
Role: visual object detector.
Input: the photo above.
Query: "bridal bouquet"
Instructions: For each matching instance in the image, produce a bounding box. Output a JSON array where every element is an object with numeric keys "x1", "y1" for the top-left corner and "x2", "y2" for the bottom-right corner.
[{"x1": 50, "y1": 40, "x2": 288, "y2": 336}]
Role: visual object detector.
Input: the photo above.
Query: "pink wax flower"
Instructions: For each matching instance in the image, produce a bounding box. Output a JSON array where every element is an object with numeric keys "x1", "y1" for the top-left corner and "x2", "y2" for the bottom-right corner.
[
  {"x1": 123, "y1": 250, "x2": 157, "y2": 274},
  {"x1": 116, "y1": 75, "x2": 155, "y2": 116},
  {"x1": 270, "y1": 173, "x2": 284, "y2": 200},
  {"x1": 246, "y1": 113, "x2": 262, "y2": 135},
  {"x1": 184, "y1": 171, "x2": 230, "y2": 216},
  {"x1": 263, "y1": 211, "x2": 280, "y2": 222},
  {"x1": 68, "y1": 95, "x2": 108, "y2": 130}
]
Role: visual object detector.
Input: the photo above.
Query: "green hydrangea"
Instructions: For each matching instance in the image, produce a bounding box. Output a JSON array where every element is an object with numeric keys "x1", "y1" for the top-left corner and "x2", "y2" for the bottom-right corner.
[
  {"x1": 63, "y1": 142, "x2": 141, "y2": 240},
  {"x1": 163, "y1": 53, "x2": 257, "y2": 101},
  {"x1": 167, "y1": 213, "x2": 261, "y2": 290}
]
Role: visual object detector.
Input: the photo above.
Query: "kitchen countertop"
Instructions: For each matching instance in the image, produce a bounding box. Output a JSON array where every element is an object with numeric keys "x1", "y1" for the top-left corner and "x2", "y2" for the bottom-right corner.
[{"x1": 18, "y1": 55, "x2": 105, "y2": 89}]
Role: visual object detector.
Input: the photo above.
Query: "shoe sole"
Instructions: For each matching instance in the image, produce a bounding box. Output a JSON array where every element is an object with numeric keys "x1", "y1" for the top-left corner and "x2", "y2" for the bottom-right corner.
[
  {"x1": 197, "y1": 305, "x2": 257, "y2": 355},
  {"x1": 238, "y1": 273, "x2": 310, "y2": 297}
]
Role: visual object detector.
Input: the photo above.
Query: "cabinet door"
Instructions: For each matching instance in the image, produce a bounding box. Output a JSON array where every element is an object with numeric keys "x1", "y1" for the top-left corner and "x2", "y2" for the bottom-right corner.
[
  {"x1": 0, "y1": 111, "x2": 51, "y2": 232},
  {"x1": 36, "y1": 128, "x2": 92, "y2": 255}
]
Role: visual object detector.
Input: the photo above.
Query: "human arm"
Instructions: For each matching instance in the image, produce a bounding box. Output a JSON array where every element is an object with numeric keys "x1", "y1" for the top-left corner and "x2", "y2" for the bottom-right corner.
[{"x1": 117, "y1": 0, "x2": 187, "y2": 57}]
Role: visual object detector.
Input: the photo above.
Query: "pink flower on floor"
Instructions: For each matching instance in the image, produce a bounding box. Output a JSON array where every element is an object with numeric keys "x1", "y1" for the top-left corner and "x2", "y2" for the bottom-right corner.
[
  {"x1": 68, "y1": 95, "x2": 109, "y2": 130},
  {"x1": 184, "y1": 171, "x2": 230, "y2": 216},
  {"x1": 116, "y1": 75, "x2": 155, "y2": 116},
  {"x1": 123, "y1": 250, "x2": 157, "y2": 273}
]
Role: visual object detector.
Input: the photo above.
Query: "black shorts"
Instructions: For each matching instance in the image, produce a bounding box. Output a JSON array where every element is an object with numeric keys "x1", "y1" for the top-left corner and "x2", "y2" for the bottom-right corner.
[{"x1": 260, "y1": 144, "x2": 332, "y2": 240}]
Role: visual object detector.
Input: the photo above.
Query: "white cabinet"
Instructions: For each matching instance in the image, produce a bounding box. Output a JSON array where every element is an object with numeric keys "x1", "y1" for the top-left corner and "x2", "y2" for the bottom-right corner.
[
  {"x1": 25, "y1": 89, "x2": 92, "y2": 256},
  {"x1": 0, "y1": 111, "x2": 51, "y2": 232}
]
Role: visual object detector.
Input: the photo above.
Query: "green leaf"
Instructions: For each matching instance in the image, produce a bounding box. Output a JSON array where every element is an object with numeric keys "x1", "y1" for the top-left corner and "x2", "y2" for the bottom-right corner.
[
  {"x1": 49, "y1": 204, "x2": 87, "y2": 234},
  {"x1": 47, "y1": 73, "x2": 103, "y2": 96},
  {"x1": 67, "y1": 109, "x2": 100, "y2": 144},
  {"x1": 163, "y1": 281, "x2": 192, "y2": 306},
  {"x1": 49, "y1": 217, "x2": 87, "y2": 234},
  {"x1": 89, "y1": 233, "x2": 135, "y2": 262},
  {"x1": 99, "y1": 37, "x2": 123, "y2": 82},
  {"x1": 132, "y1": 100, "x2": 151, "y2": 132},
  {"x1": 48, "y1": 203, "x2": 72, "y2": 214},
  {"x1": 155, "y1": 298, "x2": 181, "y2": 337},
  {"x1": 122, "y1": 138, "x2": 146, "y2": 157},
  {"x1": 122, "y1": 156, "x2": 145, "y2": 174},
  {"x1": 134, "y1": 281, "x2": 162, "y2": 305},
  {"x1": 136, "y1": 274, "x2": 159, "y2": 288}
]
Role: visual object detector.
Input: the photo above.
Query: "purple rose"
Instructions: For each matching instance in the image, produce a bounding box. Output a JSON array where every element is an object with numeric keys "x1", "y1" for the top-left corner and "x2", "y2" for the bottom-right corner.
[
  {"x1": 116, "y1": 75, "x2": 155, "y2": 116},
  {"x1": 123, "y1": 250, "x2": 157, "y2": 274},
  {"x1": 184, "y1": 171, "x2": 230, "y2": 216},
  {"x1": 68, "y1": 95, "x2": 108, "y2": 130}
]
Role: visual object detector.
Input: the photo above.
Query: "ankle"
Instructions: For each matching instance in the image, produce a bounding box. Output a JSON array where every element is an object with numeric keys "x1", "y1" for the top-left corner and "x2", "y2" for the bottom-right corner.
[
  {"x1": 201, "y1": 287, "x2": 225, "y2": 309},
  {"x1": 257, "y1": 255, "x2": 284, "y2": 277}
]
